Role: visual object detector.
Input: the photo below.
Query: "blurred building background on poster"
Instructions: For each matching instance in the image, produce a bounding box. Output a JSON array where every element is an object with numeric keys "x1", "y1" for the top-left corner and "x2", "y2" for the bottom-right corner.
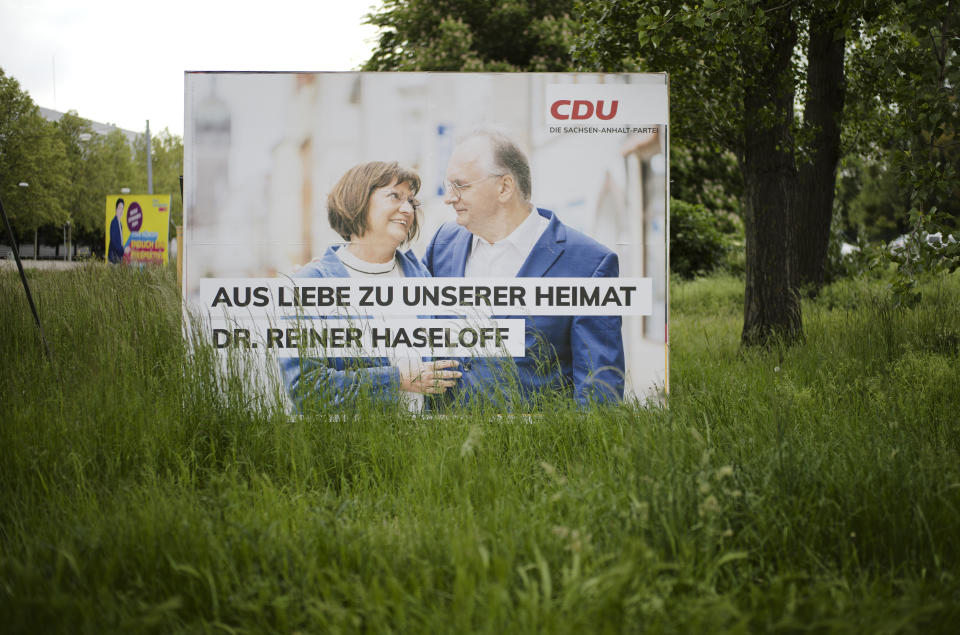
[{"x1": 185, "y1": 73, "x2": 667, "y2": 400}]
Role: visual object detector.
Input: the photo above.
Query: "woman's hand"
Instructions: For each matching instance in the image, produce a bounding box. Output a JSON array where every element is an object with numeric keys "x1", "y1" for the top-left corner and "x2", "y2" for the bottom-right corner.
[{"x1": 400, "y1": 360, "x2": 461, "y2": 394}]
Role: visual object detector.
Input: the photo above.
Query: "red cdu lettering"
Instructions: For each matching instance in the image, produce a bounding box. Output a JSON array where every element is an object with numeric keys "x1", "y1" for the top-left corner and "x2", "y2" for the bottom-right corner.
[
  {"x1": 571, "y1": 100, "x2": 594, "y2": 120},
  {"x1": 550, "y1": 100, "x2": 571, "y2": 119},
  {"x1": 596, "y1": 100, "x2": 619, "y2": 120},
  {"x1": 550, "y1": 98, "x2": 622, "y2": 121}
]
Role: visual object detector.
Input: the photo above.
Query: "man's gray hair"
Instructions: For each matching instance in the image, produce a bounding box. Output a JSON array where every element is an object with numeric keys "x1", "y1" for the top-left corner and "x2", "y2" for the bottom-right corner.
[{"x1": 462, "y1": 128, "x2": 532, "y2": 201}]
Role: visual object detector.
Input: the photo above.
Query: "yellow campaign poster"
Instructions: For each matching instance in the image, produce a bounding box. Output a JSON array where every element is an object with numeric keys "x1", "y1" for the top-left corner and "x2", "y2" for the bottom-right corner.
[{"x1": 105, "y1": 195, "x2": 170, "y2": 265}]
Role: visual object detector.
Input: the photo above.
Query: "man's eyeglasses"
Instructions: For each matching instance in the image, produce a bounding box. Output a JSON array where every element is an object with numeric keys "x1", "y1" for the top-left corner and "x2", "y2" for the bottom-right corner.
[{"x1": 442, "y1": 174, "x2": 503, "y2": 200}]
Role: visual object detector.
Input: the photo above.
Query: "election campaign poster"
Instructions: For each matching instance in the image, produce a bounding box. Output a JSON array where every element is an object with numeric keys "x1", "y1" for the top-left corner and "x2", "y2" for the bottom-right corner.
[
  {"x1": 105, "y1": 194, "x2": 171, "y2": 265},
  {"x1": 183, "y1": 72, "x2": 668, "y2": 411}
]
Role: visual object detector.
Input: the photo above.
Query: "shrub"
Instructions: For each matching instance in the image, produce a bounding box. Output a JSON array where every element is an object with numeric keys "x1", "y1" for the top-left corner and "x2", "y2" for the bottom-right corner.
[{"x1": 670, "y1": 198, "x2": 743, "y2": 279}]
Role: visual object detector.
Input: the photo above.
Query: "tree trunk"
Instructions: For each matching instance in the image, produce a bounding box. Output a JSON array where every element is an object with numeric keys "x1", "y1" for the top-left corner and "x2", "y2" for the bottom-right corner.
[
  {"x1": 740, "y1": 2, "x2": 802, "y2": 346},
  {"x1": 791, "y1": 10, "x2": 846, "y2": 294}
]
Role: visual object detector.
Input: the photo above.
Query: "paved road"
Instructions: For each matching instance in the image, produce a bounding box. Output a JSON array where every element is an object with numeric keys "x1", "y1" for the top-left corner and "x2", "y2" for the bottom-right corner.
[{"x1": 0, "y1": 259, "x2": 88, "y2": 271}]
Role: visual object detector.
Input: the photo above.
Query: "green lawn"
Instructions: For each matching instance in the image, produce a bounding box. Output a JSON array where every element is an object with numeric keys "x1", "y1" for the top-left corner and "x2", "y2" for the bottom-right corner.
[{"x1": 2, "y1": 265, "x2": 959, "y2": 633}]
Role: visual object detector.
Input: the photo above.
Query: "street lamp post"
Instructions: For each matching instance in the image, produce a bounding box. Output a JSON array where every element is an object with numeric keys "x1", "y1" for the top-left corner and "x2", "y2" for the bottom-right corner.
[
  {"x1": 17, "y1": 182, "x2": 35, "y2": 259},
  {"x1": 73, "y1": 133, "x2": 92, "y2": 263},
  {"x1": 146, "y1": 120, "x2": 153, "y2": 195}
]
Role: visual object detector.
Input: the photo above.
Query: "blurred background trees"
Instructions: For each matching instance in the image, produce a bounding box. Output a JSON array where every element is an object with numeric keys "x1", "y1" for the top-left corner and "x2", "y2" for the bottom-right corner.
[
  {"x1": 364, "y1": 0, "x2": 957, "y2": 344},
  {"x1": 1, "y1": 67, "x2": 182, "y2": 258},
  {"x1": 362, "y1": 0, "x2": 578, "y2": 71},
  {"x1": 2, "y1": 0, "x2": 955, "y2": 343},
  {"x1": 1, "y1": 70, "x2": 70, "y2": 246}
]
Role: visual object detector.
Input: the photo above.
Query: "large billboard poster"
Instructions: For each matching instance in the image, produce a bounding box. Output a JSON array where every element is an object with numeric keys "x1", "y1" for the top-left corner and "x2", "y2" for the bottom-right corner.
[
  {"x1": 183, "y1": 72, "x2": 668, "y2": 411},
  {"x1": 105, "y1": 194, "x2": 171, "y2": 265}
]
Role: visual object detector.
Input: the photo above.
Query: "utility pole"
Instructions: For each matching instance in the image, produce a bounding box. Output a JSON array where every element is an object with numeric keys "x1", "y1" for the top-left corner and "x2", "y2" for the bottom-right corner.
[
  {"x1": 146, "y1": 119, "x2": 153, "y2": 194},
  {"x1": 2, "y1": 195, "x2": 52, "y2": 360}
]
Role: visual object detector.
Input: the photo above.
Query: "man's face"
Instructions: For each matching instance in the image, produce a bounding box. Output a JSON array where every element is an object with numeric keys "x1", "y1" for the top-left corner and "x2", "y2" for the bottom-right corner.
[
  {"x1": 443, "y1": 137, "x2": 501, "y2": 237},
  {"x1": 115, "y1": 201, "x2": 124, "y2": 221}
]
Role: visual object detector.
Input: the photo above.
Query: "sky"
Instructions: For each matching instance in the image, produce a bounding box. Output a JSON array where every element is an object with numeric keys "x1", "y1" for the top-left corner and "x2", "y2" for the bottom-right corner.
[{"x1": 0, "y1": 0, "x2": 381, "y2": 136}]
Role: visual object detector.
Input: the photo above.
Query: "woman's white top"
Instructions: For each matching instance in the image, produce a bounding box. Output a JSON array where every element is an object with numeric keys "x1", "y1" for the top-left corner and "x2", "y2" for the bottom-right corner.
[{"x1": 336, "y1": 247, "x2": 424, "y2": 412}]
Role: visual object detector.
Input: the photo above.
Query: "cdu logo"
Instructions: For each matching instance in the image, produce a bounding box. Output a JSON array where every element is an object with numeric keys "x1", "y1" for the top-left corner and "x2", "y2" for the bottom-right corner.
[
  {"x1": 549, "y1": 99, "x2": 619, "y2": 121},
  {"x1": 544, "y1": 81, "x2": 669, "y2": 131}
]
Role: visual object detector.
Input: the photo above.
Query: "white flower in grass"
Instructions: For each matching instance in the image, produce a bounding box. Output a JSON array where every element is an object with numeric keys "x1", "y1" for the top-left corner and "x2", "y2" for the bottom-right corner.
[{"x1": 699, "y1": 494, "x2": 720, "y2": 517}]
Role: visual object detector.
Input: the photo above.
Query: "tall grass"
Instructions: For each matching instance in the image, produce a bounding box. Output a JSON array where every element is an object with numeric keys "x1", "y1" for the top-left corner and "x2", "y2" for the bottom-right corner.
[{"x1": 1, "y1": 266, "x2": 959, "y2": 632}]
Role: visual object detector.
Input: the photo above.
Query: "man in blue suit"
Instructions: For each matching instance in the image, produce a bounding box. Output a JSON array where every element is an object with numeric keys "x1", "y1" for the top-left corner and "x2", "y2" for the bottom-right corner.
[
  {"x1": 423, "y1": 130, "x2": 624, "y2": 408},
  {"x1": 108, "y1": 198, "x2": 125, "y2": 264}
]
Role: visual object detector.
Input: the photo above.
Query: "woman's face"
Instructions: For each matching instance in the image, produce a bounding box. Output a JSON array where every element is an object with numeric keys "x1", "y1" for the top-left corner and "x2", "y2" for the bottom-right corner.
[{"x1": 355, "y1": 179, "x2": 418, "y2": 248}]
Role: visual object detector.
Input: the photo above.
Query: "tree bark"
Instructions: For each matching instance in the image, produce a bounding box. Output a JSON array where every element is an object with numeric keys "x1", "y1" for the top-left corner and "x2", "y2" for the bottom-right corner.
[
  {"x1": 740, "y1": 2, "x2": 803, "y2": 346},
  {"x1": 791, "y1": 10, "x2": 846, "y2": 294}
]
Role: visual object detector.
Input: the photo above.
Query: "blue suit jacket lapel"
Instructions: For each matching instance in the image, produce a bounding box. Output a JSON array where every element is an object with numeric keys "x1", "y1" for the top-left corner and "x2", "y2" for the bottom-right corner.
[
  {"x1": 448, "y1": 231, "x2": 472, "y2": 277},
  {"x1": 516, "y1": 209, "x2": 565, "y2": 278},
  {"x1": 398, "y1": 249, "x2": 429, "y2": 278}
]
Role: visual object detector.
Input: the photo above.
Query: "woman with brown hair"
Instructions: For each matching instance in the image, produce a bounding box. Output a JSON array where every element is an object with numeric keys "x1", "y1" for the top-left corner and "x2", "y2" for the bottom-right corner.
[{"x1": 280, "y1": 161, "x2": 460, "y2": 412}]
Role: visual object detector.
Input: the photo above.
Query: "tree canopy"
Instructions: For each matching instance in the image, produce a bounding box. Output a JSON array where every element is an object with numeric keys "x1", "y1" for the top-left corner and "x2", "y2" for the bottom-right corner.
[
  {"x1": 133, "y1": 129, "x2": 184, "y2": 228},
  {"x1": 363, "y1": 0, "x2": 578, "y2": 71},
  {"x1": 1, "y1": 67, "x2": 183, "y2": 252},
  {"x1": 1, "y1": 69, "x2": 70, "y2": 236},
  {"x1": 363, "y1": 0, "x2": 958, "y2": 344},
  {"x1": 575, "y1": 0, "x2": 849, "y2": 341},
  {"x1": 575, "y1": 0, "x2": 957, "y2": 307},
  {"x1": 841, "y1": 0, "x2": 959, "y2": 242}
]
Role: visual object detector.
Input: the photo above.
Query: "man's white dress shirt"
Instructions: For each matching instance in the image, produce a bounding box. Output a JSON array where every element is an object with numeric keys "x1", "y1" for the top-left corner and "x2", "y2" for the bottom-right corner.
[{"x1": 464, "y1": 208, "x2": 550, "y2": 278}]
